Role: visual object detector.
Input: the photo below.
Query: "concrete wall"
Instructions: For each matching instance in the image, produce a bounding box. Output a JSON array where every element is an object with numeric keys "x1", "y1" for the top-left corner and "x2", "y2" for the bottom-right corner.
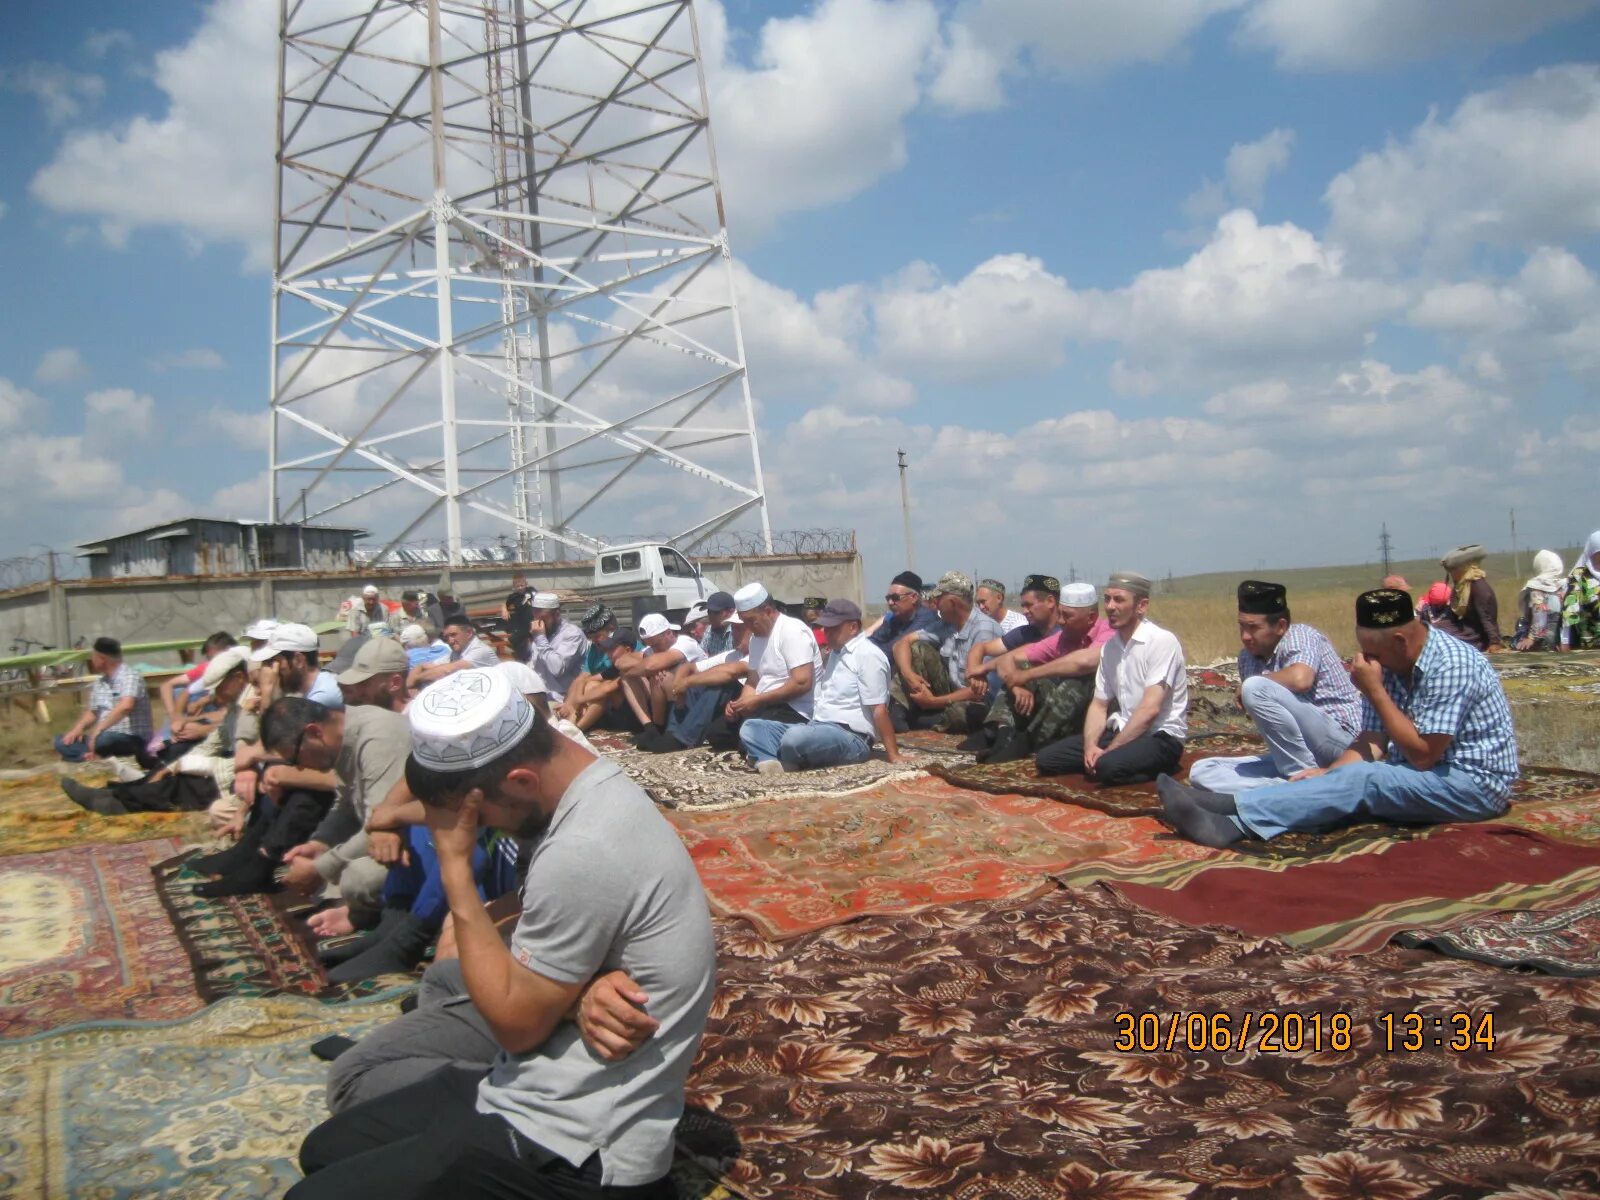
[{"x1": 0, "y1": 551, "x2": 864, "y2": 656}]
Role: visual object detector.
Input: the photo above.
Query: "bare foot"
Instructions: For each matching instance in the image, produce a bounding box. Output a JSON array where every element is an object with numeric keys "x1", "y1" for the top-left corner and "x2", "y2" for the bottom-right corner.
[{"x1": 308, "y1": 905, "x2": 355, "y2": 938}]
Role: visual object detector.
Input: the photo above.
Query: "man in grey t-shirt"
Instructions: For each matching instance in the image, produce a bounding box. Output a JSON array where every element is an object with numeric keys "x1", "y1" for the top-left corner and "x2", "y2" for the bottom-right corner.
[{"x1": 289, "y1": 668, "x2": 714, "y2": 1199}]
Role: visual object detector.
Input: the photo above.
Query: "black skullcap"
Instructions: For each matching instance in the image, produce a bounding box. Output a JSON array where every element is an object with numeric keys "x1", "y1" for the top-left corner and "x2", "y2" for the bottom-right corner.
[
  {"x1": 1356, "y1": 588, "x2": 1415, "y2": 630},
  {"x1": 92, "y1": 636, "x2": 121, "y2": 658},
  {"x1": 891, "y1": 571, "x2": 923, "y2": 593},
  {"x1": 401, "y1": 589, "x2": 420, "y2": 602},
  {"x1": 803, "y1": 596, "x2": 827, "y2": 610},
  {"x1": 579, "y1": 603, "x2": 615, "y2": 635},
  {"x1": 1022, "y1": 573, "x2": 1060, "y2": 598},
  {"x1": 1237, "y1": 579, "x2": 1288, "y2": 616}
]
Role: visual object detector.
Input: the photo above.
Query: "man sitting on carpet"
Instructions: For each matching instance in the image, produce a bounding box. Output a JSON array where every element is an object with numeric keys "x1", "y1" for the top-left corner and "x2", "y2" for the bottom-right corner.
[
  {"x1": 740, "y1": 599, "x2": 900, "y2": 774},
  {"x1": 698, "y1": 591, "x2": 739, "y2": 656},
  {"x1": 975, "y1": 579, "x2": 1027, "y2": 635},
  {"x1": 1158, "y1": 588, "x2": 1519, "y2": 849},
  {"x1": 556, "y1": 605, "x2": 643, "y2": 733},
  {"x1": 288, "y1": 668, "x2": 714, "y2": 1200},
  {"x1": 636, "y1": 613, "x2": 752, "y2": 753},
  {"x1": 969, "y1": 580, "x2": 1112, "y2": 764},
  {"x1": 55, "y1": 636, "x2": 158, "y2": 769},
  {"x1": 890, "y1": 571, "x2": 1001, "y2": 733},
  {"x1": 864, "y1": 570, "x2": 942, "y2": 654},
  {"x1": 1034, "y1": 571, "x2": 1188, "y2": 786},
  {"x1": 1187, "y1": 580, "x2": 1361, "y2": 793},
  {"x1": 616, "y1": 612, "x2": 704, "y2": 733},
  {"x1": 730, "y1": 582, "x2": 822, "y2": 758},
  {"x1": 524, "y1": 591, "x2": 587, "y2": 703},
  {"x1": 409, "y1": 616, "x2": 500, "y2": 689}
]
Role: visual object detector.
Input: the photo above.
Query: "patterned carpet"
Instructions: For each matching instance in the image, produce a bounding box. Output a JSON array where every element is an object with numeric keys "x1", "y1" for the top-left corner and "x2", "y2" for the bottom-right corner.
[
  {"x1": 680, "y1": 886, "x2": 1600, "y2": 1200},
  {"x1": 0, "y1": 773, "x2": 209, "y2": 858},
  {"x1": 0, "y1": 993, "x2": 737, "y2": 1200},
  {"x1": 152, "y1": 850, "x2": 405, "y2": 1002},
  {"x1": 587, "y1": 729, "x2": 972, "y2": 812},
  {"x1": 0, "y1": 839, "x2": 203, "y2": 1039},
  {"x1": 1397, "y1": 896, "x2": 1600, "y2": 976}
]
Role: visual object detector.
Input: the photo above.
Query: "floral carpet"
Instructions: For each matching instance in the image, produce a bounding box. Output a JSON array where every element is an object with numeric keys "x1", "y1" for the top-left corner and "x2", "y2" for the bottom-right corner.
[
  {"x1": 0, "y1": 993, "x2": 736, "y2": 1200},
  {"x1": 0, "y1": 772, "x2": 209, "y2": 858},
  {"x1": 679, "y1": 886, "x2": 1600, "y2": 1200},
  {"x1": 1396, "y1": 895, "x2": 1600, "y2": 976},
  {"x1": 0, "y1": 838, "x2": 203, "y2": 1039}
]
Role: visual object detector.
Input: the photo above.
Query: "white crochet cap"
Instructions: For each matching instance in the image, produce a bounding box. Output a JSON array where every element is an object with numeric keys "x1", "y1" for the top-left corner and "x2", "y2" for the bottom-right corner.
[
  {"x1": 408, "y1": 668, "x2": 533, "y2": 772},
  {"x1": 733, "y1": 582, "x2": 769, "y2": 612},
  {"x1": 1061, "y1": 582, "x2": 1099, "y2": 608}
]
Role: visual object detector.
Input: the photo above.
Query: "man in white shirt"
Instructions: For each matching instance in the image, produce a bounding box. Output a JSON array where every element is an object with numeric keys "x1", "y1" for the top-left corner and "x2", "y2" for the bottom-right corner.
[
  {"x1": 637, "y1": 615, "x2": 750, "y2": 753},
  {"x1": 976, "y1": 579, "x2": 1028, "y2": 635},
  {"x1": 524, "y1": 593, "x2": 587, "y2": 703},
  {"x1": 728, "y1": 582, "x2": 821, "y2": 761},
  {"x1": 1035, "y1": 570, "x2": 1188, "y2": 787},
  {"x1": 409, "y1": 617, "x2": 500, "y2": 689},
  {"x1": 740, "y1": 600, "x2": 900, "y2": 775},
  {"x1": 616, "y1": 613, "x2": 705, "y2": 731}
]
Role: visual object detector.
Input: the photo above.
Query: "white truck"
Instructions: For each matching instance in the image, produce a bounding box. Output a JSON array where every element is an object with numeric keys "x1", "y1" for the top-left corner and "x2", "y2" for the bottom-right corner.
[{"x1": 585, "y1": 542, "x2": 728, "y2": 619}]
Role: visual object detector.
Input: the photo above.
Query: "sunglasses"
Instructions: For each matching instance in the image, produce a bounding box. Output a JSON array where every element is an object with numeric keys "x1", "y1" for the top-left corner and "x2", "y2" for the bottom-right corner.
[{"x1": 886, "y1": 591, "x2": 916, "y2": 602}]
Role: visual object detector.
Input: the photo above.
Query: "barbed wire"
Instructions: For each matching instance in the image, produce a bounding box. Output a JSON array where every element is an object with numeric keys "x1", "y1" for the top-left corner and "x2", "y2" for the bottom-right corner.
[
  {"x1": 357, "y1": 529, "x2": 857, "y2": 566},
  {"x1": 0, "y1": 552, "x2": 84, "y2": 591}
]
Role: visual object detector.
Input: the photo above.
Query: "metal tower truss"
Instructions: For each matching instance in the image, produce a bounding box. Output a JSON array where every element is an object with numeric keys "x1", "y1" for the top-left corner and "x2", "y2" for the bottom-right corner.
[{"x1": 270, "y1": 0, "x2": 773, "y2": 563}]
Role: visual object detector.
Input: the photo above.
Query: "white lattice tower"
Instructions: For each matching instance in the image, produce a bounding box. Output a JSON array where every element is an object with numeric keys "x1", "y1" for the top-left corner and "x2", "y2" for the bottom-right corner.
[{"x1": 269, "y1": 0, "x2": 772, "y2": 562}]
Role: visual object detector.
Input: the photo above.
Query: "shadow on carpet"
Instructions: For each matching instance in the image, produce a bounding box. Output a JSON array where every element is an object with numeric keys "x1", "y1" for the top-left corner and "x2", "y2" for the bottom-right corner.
[
  {"x1": 0, "y1": 994, "x2": 736, "y2": 1200},
  {"x1": 151, "y1": 849, "x2": 408, "y2": 1002},
  {"x1": 0, "y1": 839, "x2": 204, "y2": 1039},
  {"x1": 0, "y1": 772, "x2": 209, "y2": 858},
  {"x1": 680, "y1": 885, "x2": 1600, "y2": 1200}
]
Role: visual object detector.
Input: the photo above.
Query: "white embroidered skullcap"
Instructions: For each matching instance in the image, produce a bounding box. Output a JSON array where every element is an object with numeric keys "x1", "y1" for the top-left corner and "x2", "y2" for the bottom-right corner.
[
  {"x1": 531, "y1": 591, "x2": 561, "y2": 610},
  {"x1": 733, "y1": 582, "x2": 769, "y2": 612},
  {"x1": 1061, "y1": 582, "x2": 1099, "y2": 608},
  {"x1": 409, "y1": 668, "x2": 533, "y2": 772}
]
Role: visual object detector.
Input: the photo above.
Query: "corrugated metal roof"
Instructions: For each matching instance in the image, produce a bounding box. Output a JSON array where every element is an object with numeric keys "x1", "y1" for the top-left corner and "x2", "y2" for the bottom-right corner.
[{"x1": 76, "y1": 516, "x2": 368, "y2": 549}]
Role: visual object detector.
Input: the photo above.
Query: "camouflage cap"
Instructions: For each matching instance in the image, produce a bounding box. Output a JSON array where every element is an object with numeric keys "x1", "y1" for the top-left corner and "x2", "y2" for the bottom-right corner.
[{"x1": 930, "y1": 570, "x2": 974, "y2": 602}]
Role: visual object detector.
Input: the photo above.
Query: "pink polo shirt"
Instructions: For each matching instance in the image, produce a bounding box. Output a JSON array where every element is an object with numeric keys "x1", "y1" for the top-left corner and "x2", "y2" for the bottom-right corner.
[{"x1": 1025, "y1": 617, "x2": 1114, "y2": 666}]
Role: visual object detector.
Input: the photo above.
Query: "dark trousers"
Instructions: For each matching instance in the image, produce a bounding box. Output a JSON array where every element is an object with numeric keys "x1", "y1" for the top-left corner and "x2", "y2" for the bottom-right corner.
[
  {"x1": 704, "y1": 701, "x2": 805, "y2": 753},
  {"x1": 1035, "y1": 726, "x2": 1184, "y2": 787},
  {"x1": 290, "y1": 1065, "x2": 673, "y2": 1200},
  {"x1": 55, "y1": 730, "x2": 158, "y2": 769},
  {"x1": 258, "y1": 787, "x2": 336, "y2": 861}
]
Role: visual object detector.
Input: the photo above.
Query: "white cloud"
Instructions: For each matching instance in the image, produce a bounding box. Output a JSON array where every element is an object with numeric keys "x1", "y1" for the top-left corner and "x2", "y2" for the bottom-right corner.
[
  {"x1": 34, "y1": 347, "x2": 89, "y2": 385},
  {"x1": 1238, "y1": 0, "x2": 1600, "y2": 70},
  {"x1": 1326, "y1": 64, "x2": 1600, "y2": 267},
  {"x1": 873, "y1": 254, "x2": 1086, "y2": 380},
  {"x1": 84, "y1": 389, "x2": 156, "y2": 445},
  {"x1": 116, "y1": 488, "x2": 191, "y2": 531},
  {"x1": 150, "y1": 348, "x2": 226, "y2": 371},
  {"x1": 0, "y1": 379, "x2": 42, "y2": 429},
  {"x1": 1, "y1": 63, "x2": 105, "y2": 124},
  {"x1": 205, "y1": 406, "x2": 270, "y2": 450},
  {"x1": 210, "y1": 473, "x2": 269, "y2": 521},
  {"x1": 1183, "y1": 128, "x2": 1295, "y2": 222}
]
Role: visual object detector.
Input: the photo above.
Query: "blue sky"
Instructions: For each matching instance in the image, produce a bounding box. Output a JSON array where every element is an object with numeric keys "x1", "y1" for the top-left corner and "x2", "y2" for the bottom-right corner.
[{"x1": 2, "y1": 0, "x2": 1598, "y2": 586}]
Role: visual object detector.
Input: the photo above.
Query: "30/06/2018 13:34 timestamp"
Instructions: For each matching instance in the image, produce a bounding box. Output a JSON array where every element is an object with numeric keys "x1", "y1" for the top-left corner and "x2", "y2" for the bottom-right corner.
[{"x1": 1111, "y1": 1010, "x2": 1496, "y2": 1053}]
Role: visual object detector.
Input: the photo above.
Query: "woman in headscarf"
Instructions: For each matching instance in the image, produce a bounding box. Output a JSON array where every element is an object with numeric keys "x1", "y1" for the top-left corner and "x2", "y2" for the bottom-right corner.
[
  {"x1": 1513, "y1": 550, "x2": 1566, "y2": 651},
  {"x1": 1431, "y1": 543, "x2": 1503, "y2": 652},
  {"x1": 1561, "y1": 531, "x2": 1600, "y2": 651}
]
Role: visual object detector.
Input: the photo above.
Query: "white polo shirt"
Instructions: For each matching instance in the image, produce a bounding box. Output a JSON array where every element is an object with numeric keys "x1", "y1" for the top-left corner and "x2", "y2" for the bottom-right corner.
[
  {"x1": 646, "y1": 634, "x2": 705, "y2": 668},
  {"x1": 454, "y1": 636, "x2": 501, "y2": 669},
  {"x1": 1093, "y1": 617, "x2": 1188, "y2": 739},
  {"x1": 812, "y1": 633, "x2": 890, "y2": 740},
  {"x1": 748, "y1": 612, "x2": 823, "y2": 719}
]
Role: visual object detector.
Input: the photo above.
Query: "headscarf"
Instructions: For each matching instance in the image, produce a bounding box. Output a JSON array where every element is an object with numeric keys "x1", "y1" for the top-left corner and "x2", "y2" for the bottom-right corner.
[
  {"x1": 1422, "y1": 581, "x2": 1452, "y2": 609},
  {"x1": 1450, "y1": 563, "x2": 1486, "y2": 618},
  {"x1": 1582, "y1": 531, "x2": 1600, "y2": 578},
  {"x1": 1524, "y1": 550, "x2": 1564, "y2": 595}
]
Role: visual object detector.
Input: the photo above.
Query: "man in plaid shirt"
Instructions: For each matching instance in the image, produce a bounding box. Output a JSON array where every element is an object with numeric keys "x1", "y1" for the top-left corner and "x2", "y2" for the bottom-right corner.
[
  {"x1": 1160, "y1": 588, "x2": 1518, "y2": 848},
  {"x1": 55, "y1": 636, "x2": 157, "y2": 768}
]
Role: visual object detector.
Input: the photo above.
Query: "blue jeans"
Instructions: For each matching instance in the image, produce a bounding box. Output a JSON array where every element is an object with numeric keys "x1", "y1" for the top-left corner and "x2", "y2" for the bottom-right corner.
[
  {"x1": 1189, "y1": 675, "x2": 1355, "y2": 793},
  {"x1": 382, "y1": 828, "x2": 520, "y2": 926},
  {"x1": 55, "y1": 730, "x2": 154, "y2": 766},
  {"x1": 1234, "y1": 760, "x2": 1511, "y2": 841},
  {"x1": 740, "y1": 719, "x2": 873, "y2": 771}
]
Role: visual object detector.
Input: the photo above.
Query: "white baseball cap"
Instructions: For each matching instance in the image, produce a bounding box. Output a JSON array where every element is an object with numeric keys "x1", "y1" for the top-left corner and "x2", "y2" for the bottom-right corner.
[
  {"x1": 398, "y1": 623, "x2": 431, "y2": 649},
  {"x1": 200, "y1": 646, "x2": 251, "y2": 690},
  {"x1": 362, "y1": 584, "x2": 380, "y2": 597},
  {"x1": 249, "y1": 622, "x2": 320, "y2": 662},
  {"x1": 733, "y1": 582, "x2": 769, "y2": 612},
  {"x1": 683, "y1": 601, "x2": 710, "y2": 625},
  {"x1": 243, "y1": 618, "x2": 279, "y2": 642},
  {"x1": 638, "y1": 613, "x2": 681, "y2": 639}
]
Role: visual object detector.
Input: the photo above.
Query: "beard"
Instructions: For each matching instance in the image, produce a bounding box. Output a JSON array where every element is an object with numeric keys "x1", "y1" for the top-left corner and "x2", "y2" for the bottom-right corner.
[{"x1": 513, "y1": 805, "x2": 552, "y2": 840}]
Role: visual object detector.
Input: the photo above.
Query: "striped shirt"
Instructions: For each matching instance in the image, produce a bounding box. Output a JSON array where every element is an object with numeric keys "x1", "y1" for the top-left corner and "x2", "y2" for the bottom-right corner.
[
  {"x1": 1240, "y1": 623, "x2": 1362, "y2": 736},
  {"x1": 89, "y1": 662, "x2": 153, "y2": 740},
  {"x1": 1362, "y1": 627, "x2": 1519, "y2": 800}
]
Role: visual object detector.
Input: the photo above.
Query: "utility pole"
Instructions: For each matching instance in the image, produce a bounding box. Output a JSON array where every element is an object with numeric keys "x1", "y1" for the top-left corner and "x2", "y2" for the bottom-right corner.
[
  {"x1": 1510, "y1": 508, "x2": 1521, "y2": 582},
  {"x1": 897, "y1": 449, "x2": 916, "y2": 573},
  {"x1": 1379, "y1": 523, "x2": 1393, "y2": 577},
  {"x1": 1067, "y1": 562, "x2": 1077, "y2": 584}
]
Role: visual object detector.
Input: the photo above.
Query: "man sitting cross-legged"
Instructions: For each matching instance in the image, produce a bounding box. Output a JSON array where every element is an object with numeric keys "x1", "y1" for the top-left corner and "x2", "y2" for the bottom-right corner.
[
  {"x1": 889, "y1": 571, "x2": 1001, "y2": 733},
  {"x1": 864, "y1": 571, "x2": 943, "y2": 655},
  {"x1": 287, "y1": 668, "x2": 714, "y2": 1200},
  {"x1": 1159, "y1": 588, "x2": 1519, "y2": 850},
  {"x1": 969, "y1": 580, "x2": 1112, "y2": 764},
  {"x1": 614, "y1": 613, "x2": 704, "y2": 737},
  {"x1": 728, "y1": 582, "x2": 822, "y2": 755},
  {"x1": 975, "y1": 579, "x2": 1027, "y2": 635},
  {"x1": 1187, "y1": 580, "x2": 1361, "y2": 793},
  {"x1": 636, "y1": 614, "x2": 751, "y2": 753},
  {"x1": 555, "y1": 605, "x2": 642, "y2": 732},
  {"x1": 409, "y1": 616, "x2": 501, "y2": 690},
  {"x1": 1034, "y1": 571, "x2": 1188, "y2": 786},
  {"x1": 740, "y1": 599, "x2": 901, "y2": 774}
]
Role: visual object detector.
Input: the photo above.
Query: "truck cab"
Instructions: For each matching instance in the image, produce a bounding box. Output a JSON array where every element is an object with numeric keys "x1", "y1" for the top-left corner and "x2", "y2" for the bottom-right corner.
[{"x1": 591, "y1": 542, "x2": 721, "y2": 618}]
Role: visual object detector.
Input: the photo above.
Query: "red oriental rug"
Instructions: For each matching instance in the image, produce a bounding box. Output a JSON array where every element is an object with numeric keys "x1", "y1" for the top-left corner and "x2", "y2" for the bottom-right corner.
[
  {"x1": 680, "y1": 887, "x2": 1600, "y2": 1200},
  {"x1": 1110, "y1": 822, "x2": 1600, "y2": 953},
  {"x1": 0, "y1": 839, "x2": 203, "y2": 1038}
]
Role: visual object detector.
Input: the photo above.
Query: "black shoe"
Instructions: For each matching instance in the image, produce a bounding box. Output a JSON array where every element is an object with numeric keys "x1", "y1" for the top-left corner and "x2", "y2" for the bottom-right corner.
[
  {"x1": 326, "y1": 913, "x2": 437, "y2": 984},
  {"x1": 983, "y1": 728, "x2": 1029, "y2": 765},
  {"x1": 192, "y1": 853, "x2": 279, "y2": 898},
  {"x1": 957, "y1": 727, "x2": 993, "y2": 753},
  {"x1": 888, "y1": 700, "x2": 911, "y2": 734},
  {"x1": 61, "y1": 778, "x2": 125, "y2": 814},
  {"x1": 1157, "y1": 776, "x2": 1246, "y2": 849},
  {"x1": 635, "y1": 727, "x2": 686, "y2": 754},
  {"x1": 189, "y1": 824, "x2": 264, "y2": 877}
]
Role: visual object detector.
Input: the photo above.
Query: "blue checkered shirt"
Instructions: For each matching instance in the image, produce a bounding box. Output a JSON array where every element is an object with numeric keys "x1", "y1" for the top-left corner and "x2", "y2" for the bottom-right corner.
[
  {"x1": 1240, "y1": 622, "x2": 1362, "y2": 736},
  {"x1": 1361, "y1": 627, "x2": 1519, "y2": 800},
  {"x1": 89, "y1": 662, "x2": 154, "y2": 740}
]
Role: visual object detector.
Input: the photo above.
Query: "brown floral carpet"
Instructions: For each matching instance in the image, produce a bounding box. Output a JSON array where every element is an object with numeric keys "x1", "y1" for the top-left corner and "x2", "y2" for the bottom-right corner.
[
  {"x1": 680, "y1": 886, "x2": 1600, "y2": 1199},
  {"x1": 0, "y1": 772, "x2": 209, "y2": 858},
  {"x1": 587, "y1": 731, "x2": 971, "y2": 812},
  {"x1": 1396, "y1": 895, "x2": 1600, "y2": 976}
]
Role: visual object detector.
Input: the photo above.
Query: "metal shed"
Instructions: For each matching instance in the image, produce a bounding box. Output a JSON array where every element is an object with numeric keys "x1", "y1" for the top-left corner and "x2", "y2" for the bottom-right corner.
[{"x1": 76, "y1": 518, "x2": 366, "y2": 579}]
